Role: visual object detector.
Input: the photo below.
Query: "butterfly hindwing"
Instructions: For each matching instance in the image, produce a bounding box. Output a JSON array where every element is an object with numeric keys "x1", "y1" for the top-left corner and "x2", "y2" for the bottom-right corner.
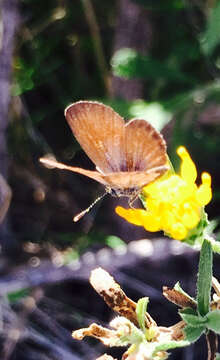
[
  {"x1": 124, "y1": 119, "x2": 167, "y2": 172},
  {"x1": 103, "y1": 168, "x2": 167, "y2": 190}
]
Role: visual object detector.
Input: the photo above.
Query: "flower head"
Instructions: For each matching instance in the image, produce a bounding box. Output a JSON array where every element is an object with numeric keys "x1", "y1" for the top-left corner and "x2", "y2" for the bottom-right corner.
[{"x1": 116, "y1": 147, "x2": 212, "y2": 241}]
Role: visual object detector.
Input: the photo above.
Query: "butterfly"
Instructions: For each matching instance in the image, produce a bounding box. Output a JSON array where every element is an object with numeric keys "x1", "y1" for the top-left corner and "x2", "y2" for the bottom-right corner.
[{"x1": 40, "y1": 101, "x2": 168, "y2": 221}]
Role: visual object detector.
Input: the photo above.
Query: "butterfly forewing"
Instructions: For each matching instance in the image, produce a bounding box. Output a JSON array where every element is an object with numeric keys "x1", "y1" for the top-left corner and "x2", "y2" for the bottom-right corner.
[
  {"x1": 125, "y1": 119, "x2": 167, "y2": 172},
  {"x1": 39, "y1": 157, "x2": 110, "y2": 187},
  {"x1": 65, "y1": 101, "x2": 126, "y2": 174}
]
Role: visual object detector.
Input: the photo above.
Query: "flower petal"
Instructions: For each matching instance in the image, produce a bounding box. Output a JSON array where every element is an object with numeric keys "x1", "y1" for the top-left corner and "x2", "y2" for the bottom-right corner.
[
  {"x1": 115, "y1": 207, "x2": 144, "y2": 226},
  {"x1": 177, "y1": 146, "x2": 197, "y2": 184},
  {"x1": 196, "y1": 173, "x2": 212, "y2": 206}
]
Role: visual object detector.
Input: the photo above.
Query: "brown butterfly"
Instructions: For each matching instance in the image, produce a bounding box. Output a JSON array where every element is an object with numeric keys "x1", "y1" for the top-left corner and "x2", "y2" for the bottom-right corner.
[{"x1": 40, "y1": 101, "x2": 168, "y2": 221}]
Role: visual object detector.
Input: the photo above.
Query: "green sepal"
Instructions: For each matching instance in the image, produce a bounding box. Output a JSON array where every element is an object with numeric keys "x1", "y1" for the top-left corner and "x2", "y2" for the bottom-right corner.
[
  {"x1": 184, "y1": 210, "x2": 220, "y2": 254},
  {"x1": 152, "y1": 339, "x2": 190, "y2": 355},
  {"x1": 184, "y1": 209, "x2": 208, "y2": 247},
  {"x1": 136, "y1": 297, "x2": 149, "y2": 333},
  {"x1": 209, "y1": 238, "x2": 220, "y2": 254},
  {"x1": 196, "y1": 238, "x2": 213, "y2": 317},
  {"x1": 113, "y1": 317, "x2": 144, "y2": 347}
]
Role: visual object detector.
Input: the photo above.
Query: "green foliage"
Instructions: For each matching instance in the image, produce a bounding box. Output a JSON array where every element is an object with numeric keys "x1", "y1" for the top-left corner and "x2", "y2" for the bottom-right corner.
[
  {"x1": 183, "y1": 325, "x2": 206, "y2": 342},
  {"x1": 196, "y1": 239, "x2": 213, "y2": 316},
  {"x1": 63, "y1": 248, "x2": 79, "y2": 265},
  {"x1": 180, "y1": 308, "x2": 220, "y2": 340},
  {"x1": 136, "y1": 297, "x2": 149, "y2": 333},
  {"x1": 12, "y1": 26, "x2": 63, "y2": 96},
  {"x1": 130, "y1": 0, "x2": 185, "y2": 10},
  {"x1": 151, "y1": 340, "x2": 190, "y2": 353},
  {"x1": 12, "y1": 59, "x2": 34, "y2": 95},
  {"x1": 179, "y1": 308, "x2": 207, "y2": 334},
  {"x1": 111, "y1": 48, "x2": 193, "y2": 83},
  {"x1": 180, "y1": 309, "x2": 207, "y2": 327},
  {"x1": 206, "y1": 310, "x2": 220, "y2": 334},
  {"x1": 200, "y1": 2, "x2": 220, "y2": 55},
  {"x1": 178, "y1": 241, "x2": 220, "y2": 349},
  {"x1": 103, "y1": 98, "x2": 172, "y2": 130}
]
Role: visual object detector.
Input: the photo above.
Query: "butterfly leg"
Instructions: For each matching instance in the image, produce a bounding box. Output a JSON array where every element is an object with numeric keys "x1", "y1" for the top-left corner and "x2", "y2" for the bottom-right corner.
[{"x1": 128, "y1": 190, "x2": 141, "y2": 208}]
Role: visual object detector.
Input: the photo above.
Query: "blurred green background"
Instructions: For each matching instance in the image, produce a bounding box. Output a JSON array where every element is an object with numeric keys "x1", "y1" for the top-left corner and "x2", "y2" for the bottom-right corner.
[
  {"x1": 0, "y1": 1, "x2": 220, "y2": 358},
  {"x1": 5, "y1": 0, "x2": 220, "y2": 253}
]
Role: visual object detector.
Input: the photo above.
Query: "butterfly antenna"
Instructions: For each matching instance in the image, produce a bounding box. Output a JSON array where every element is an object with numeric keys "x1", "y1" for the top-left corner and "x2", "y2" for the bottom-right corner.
[{"x1": 73, "y1": 191, "x2": 108, "y2": 222}]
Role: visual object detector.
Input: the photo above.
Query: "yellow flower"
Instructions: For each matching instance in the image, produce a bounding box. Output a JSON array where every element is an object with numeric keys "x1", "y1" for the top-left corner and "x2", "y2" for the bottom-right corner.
[{"x1": 116, "y1": 147, "x2": 212, "y2": 241}]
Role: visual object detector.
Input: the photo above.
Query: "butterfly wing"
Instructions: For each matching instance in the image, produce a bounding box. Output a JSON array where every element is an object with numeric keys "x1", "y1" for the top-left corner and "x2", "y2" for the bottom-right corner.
[
  {"x1": 103, "y1": 168, "x2": 168, "y2": 191},
  {"x1": 65, "y1": 101, "x2": 126, "y2": 173},
  {"x1": 125, "y1": 119, "x2": 167, "y2": 172},
  {"x1": 39, "y1": 157, "x2": 109, "y2": 186},
  {"x1": 39, "y1": 156, "x2": 168, "y2": 193}
]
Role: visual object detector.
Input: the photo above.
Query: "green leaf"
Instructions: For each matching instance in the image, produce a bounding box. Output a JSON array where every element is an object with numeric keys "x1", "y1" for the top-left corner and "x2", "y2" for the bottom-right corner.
[
  {"x1": 205, "y1": 219, "x2": 218, "y2": 234},
  {"x1": 197, "y1": 239, "x2": 213, "y2": 316},
  {"x1": 136, "y1": 297, "x2": 149, "y2": 333},
  {"x1": 180, "y1": 307, "x2": 197, "y2": 316},
  {"x1": 180, "y1": 312, "x2": 207, "y2": 327},
  {"x1": 111, "y1": 48, "x2": 193, "y2": 83},
  {"x1": 206, "y1": 310, "x2": 220, "y2": 334},
  {"x1": 200, "y1": 2, "x2": 220, "y2": 55},
  {"x1": 183, "y1": 325, "x2": 206, "y2": 343},
  {"x1": 209, "y1": 238, "x2": 220, "y2": 254},
  {"x1": 216, "y1": 353, "x2": 220, "y2": 360},
  {"x1": 152, "y1": 339, "x2": 190, "y2": 354}
]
